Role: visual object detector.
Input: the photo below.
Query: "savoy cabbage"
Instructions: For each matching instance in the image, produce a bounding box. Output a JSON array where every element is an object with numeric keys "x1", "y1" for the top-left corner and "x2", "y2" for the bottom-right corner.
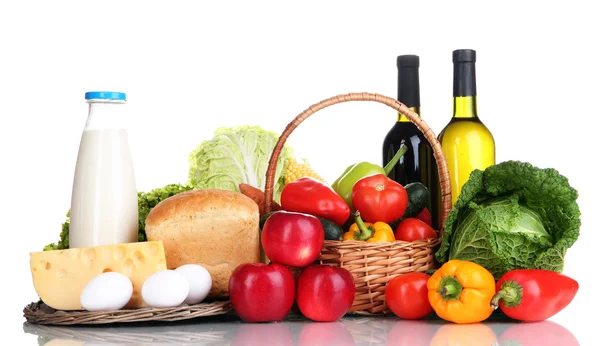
[{"x1": 436, "y1": 160, "x2": 581, "y2": 279}]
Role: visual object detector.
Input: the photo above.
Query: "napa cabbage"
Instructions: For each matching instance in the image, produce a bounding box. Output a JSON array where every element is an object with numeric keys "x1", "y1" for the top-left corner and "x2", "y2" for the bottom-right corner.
[{"x1": 187, "y1": 125, "x2": 292, "y2": 203}]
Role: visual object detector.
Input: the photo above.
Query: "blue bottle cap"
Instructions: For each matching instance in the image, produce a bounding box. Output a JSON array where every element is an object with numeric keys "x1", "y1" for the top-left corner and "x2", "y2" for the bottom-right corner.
[{"x1": 85, "y1": 91, "x2": 127, "y2": 101}]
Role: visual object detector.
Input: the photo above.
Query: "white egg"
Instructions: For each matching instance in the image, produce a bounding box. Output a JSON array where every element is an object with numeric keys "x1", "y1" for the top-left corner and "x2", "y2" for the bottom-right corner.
[
  {"x1": 142, "y1": 270, "x2": 190, "y2": 308},
  {"x1": 80, "y1": 272, "x2": 133, "y2": 312},
  {"x1": 175, "y1": 264, "x2": 212, "y2": 305}
]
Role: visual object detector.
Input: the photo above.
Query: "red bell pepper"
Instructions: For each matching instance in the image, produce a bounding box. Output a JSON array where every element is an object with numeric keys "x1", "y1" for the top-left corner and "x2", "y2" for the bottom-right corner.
[
  {"x1": 416, "y1": 207, "x2": 432, "y2": 227},
  {"x1": 490, "y1": 269, "x2": 579, "y2": 322},
  {"x1": 280, "y1": 177, "x2": 350, "y2": 226},
  {"x1": 351, "y1": 174, "x2": 408, "y2": 224},
  {"x1": 499, "y1": 320, "x2": 579, "y2": 346}
]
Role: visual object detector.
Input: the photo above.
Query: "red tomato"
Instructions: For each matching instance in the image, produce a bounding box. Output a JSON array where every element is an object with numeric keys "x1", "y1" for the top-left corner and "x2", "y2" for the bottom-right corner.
[
  {"x1": 416, "y1": 207, "x2": 432, "y2": 227},
  {"x1": 394, "y1": 218, "x2": 438, "y2": 242},
  {"x1": 385, "y1": 320, "x2": 439, "y2": 346},
  {"x1": 351, "y1": 174, "x2": 408, "y2": 224},
  {"x1": 385, "y1": 272, "x2": 433, "y2": 320}
]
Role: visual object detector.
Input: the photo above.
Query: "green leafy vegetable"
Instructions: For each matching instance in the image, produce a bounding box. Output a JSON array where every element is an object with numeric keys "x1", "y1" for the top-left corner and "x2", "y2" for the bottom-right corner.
[
  {"x1": 43, "y1": 211, "x2": 70, "y2": 251},
  {"x1": 187, "y1": 125, "x2": 293, "y2": 203},
  {"x1": 137, "y1": 184, "x2": 193, "y2": 241},
  {"x1": 43, "y1": 183, "x2": 192, "y2": 251},
  {"x1": 436, "y1": 160, "x2": 580, "y2": 279}
]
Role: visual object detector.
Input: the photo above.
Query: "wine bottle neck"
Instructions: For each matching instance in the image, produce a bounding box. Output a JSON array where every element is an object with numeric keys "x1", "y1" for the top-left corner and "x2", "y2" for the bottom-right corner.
[
  {"x1": 398, "y1": 66, "x2": 420, "y2": 108},
  {"x1": 453, "y1": 58, "x2": 478, "y2": 118},
  {"x1": 453, "y1": 60, "x2": 476, "y2": 97},
  {"x1": 397, "y1": 107, "x2": 420, "y2": 122},
  {"x1": 453, "y1": 96, "x2": 478, "y2": 118}
]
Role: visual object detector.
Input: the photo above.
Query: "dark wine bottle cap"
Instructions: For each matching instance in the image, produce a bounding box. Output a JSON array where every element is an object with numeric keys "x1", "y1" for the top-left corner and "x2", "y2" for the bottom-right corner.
[
  {"x1": 397, "y1": 55, "x2": 419, "y2": 68},
  {"x1": 452, "y1": 49, "x2": 476, "y2": 63}
]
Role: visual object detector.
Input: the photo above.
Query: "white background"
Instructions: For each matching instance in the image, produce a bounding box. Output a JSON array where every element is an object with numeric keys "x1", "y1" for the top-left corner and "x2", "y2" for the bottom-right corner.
[{"x1": 1, "y1": 0, "x2": 598, "y2": 344}]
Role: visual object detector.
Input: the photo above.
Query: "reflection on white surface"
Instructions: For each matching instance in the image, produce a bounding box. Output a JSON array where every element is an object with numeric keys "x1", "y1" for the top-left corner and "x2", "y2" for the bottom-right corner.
[{"x1": 23, "y1": 315, "x2": 580, "y2": 346}]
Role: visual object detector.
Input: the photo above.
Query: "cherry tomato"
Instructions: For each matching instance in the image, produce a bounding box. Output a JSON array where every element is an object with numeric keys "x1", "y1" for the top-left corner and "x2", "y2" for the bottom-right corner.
[
  {"x1": 394, "y1": 218, "x2": 438, "y2": 242},
  {"x1": 351, "y1": 174, "x2": 408, "y2": 224},
  {"x1": 385, "y1": 272, "x2": 433, "y2": 320}
]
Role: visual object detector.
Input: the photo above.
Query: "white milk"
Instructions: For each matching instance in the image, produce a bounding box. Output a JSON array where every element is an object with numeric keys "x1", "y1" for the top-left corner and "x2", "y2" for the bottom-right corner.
[{"x1": 69, "y1": 93, "x2": 138, "y2": 248}]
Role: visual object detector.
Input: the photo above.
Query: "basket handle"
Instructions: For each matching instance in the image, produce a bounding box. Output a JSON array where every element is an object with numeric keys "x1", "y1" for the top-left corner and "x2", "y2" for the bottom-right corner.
[{"x1": 264, "y1": 92, "x2": 452, "y2": 231}]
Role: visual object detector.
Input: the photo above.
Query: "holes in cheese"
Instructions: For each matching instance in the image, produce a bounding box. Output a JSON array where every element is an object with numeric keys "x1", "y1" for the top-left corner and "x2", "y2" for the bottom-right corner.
[{"x1": 29, "y1": 241, "x2": 167, "y2": 311}]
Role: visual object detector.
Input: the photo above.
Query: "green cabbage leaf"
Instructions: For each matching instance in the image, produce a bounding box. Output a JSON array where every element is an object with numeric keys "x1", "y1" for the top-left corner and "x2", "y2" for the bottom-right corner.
[
  {"x1": 436, "y1": 160, "x2": 581, "y2": 279},
  {"x1": 187, "y1": 125, "x2": 292, "y2": 203}
]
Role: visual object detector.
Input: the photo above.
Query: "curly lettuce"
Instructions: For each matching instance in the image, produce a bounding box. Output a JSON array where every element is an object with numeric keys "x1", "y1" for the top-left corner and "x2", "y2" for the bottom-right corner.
[
  {"x1": 187, "y1": 125, "x2": 292, "y2": 203},
  {"x1": 436, "y1": 160, "x2": 581, "y2": 279},
  {"x1": 43, "y1": 183, "x2": 192, "y2": 251}
]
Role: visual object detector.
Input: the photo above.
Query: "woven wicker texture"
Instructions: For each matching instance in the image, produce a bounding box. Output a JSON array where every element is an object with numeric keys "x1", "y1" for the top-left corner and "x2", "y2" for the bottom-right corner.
[
  {"x1": 24, "y1": 322, "x2": 232, "y2": 345},
  {"x1": 263, "y1": 92, "x2": 452, "y2": 315},
  {"x1": 23, "y1": 300, "x2": 232, "y2": 325}
]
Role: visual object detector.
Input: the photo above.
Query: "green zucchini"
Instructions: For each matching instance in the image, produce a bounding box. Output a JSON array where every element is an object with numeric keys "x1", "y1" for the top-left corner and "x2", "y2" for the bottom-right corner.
[
  {"x1": 319, "y1": 217, "x2": 344, "y2": 241},
  {"x1": 402, "y1": 182, "x2": 430, "y2": 219}
]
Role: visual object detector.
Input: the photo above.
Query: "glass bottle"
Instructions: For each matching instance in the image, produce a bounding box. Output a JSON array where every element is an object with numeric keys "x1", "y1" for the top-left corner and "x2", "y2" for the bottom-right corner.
[
  {"x1": 69, "y1": 91, "x2": 138, "y2": 248},
  {"x1": 438, "y1": 49, "x2": 496, "y2": 206},
  {"x1": 383, "y1": 55, "x2": 438, "y2": 229}
]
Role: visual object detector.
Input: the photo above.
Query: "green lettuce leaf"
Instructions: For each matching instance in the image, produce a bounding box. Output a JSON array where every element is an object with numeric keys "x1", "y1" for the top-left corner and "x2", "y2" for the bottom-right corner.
[
  {"x1": 436, "y1": 160, "x2": 581, "y2": 278},
  {"x1": 187, "y1": 125, "x2": 292, "y2": 202}
]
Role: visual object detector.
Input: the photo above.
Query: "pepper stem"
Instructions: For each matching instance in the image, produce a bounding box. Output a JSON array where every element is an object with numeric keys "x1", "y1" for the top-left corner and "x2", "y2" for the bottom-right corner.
[
  {"x1": 490, "y1": 280, "x2": 523, "y2": 309},
  {"x1": 353, "y1": 211, "x2": 374, "y2": 241},
  {"x1": 438, "y1": 276, "x2": 463, "y2": 301},
  {"x1": 383, "y1": 145, "x2": 408, "y2": 176}
]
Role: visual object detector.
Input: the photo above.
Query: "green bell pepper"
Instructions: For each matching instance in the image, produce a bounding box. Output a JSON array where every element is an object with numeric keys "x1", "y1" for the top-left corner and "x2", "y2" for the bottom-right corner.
[{"x1": 332, "y1": 145, "x2": 407, "y2": 210}]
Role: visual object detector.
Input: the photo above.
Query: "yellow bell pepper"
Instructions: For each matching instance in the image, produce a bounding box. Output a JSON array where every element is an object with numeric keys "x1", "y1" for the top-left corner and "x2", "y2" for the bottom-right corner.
[
  {"x1": 342, "y1": 212, "x2": 395, "y2": 242},
  {"x1": 430, "y1": 323, "x2": 498, "y2": 346},
  {"x1": 427, "y1": 260, "x2": 496, "y2": 324}
]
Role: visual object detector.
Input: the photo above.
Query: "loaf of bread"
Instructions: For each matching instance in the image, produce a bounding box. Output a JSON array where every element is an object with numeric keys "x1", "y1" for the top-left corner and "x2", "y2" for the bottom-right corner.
[{"x1": 145, "y1": 189, "x2": 260, "y2": 298}]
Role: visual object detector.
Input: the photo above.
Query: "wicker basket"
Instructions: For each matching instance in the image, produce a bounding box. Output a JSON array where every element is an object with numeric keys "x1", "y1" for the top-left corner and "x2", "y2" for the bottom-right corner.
[
  {"x1": 23, "y1": 300, "x2": 232, "y2": 325},
  {"x1": 264, "y1": 92, "x2": 452, "y2": 315}
]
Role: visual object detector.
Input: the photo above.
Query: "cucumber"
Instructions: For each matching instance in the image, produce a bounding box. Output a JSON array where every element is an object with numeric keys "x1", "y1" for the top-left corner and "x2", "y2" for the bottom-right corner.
[
  {"x1": 259, "y1": 211, "x2": 276, "y2": 229},
  {"x1": 402, "y1": 182, "x2": 430, "y2": 219},
  {"x1": 319, "y1": 217, "x2": 344, "y2": 241}
]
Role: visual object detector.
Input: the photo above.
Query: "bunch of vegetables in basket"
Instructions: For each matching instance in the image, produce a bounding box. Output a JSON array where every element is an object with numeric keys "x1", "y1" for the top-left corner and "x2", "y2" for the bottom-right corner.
[{"x1": 256, "y1": 145, "x2": 439, "y2": 246}]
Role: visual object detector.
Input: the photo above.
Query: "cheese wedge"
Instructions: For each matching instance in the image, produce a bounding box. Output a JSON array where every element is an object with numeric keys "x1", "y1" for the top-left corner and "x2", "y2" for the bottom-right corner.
[{"x1": 30, "y1": 241, "x2": 167, "y2": 310}]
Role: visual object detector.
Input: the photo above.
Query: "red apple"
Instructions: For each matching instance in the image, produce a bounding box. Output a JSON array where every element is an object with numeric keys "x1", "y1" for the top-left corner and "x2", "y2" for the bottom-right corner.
[
  {"x1": 261, "y1": 211, "x2": 324, "y2": 268},
  {"x1": 298, "y1": 321, "x2": 355, "y2": 346},
  {"x1": 231, "y1": 324, "x2": 295, "y2": 346},
  {"x1": 296, "y1": 264, "x2": 355, "y2": 322},
  {"x1": 229, "y1": 263, "x2": 295, "y2": 322}
]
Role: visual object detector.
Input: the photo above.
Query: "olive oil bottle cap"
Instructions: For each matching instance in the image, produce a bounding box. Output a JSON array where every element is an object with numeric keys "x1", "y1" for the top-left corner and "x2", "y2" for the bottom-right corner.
[{"x1": 453, "y1": 49, "x2": 476, "y2": 63}]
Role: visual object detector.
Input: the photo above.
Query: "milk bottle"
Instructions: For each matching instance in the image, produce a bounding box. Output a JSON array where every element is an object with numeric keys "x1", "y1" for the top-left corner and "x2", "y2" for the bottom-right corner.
[{"x1": 69, "y1": 91, "x2": 138, "y2": 248}]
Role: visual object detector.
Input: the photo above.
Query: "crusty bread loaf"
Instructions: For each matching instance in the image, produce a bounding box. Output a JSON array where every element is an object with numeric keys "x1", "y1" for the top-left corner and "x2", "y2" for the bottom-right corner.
[{"x1": 145, "y1": 189, "x2": 260, "y2": 298}]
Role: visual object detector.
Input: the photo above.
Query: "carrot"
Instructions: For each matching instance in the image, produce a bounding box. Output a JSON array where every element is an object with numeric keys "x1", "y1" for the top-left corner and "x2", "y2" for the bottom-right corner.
[{"x1": 239, "y1": 184, "x2": 281, "y2": 216}]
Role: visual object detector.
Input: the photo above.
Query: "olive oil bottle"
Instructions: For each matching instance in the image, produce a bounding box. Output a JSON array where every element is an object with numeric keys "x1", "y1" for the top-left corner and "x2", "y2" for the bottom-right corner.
[
  {"x1": 438, "y1": 49, "x2": 495, "y2": 206},
  {"x1": 383, "y1": 55, "x2": 439, "y2": 229}
]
